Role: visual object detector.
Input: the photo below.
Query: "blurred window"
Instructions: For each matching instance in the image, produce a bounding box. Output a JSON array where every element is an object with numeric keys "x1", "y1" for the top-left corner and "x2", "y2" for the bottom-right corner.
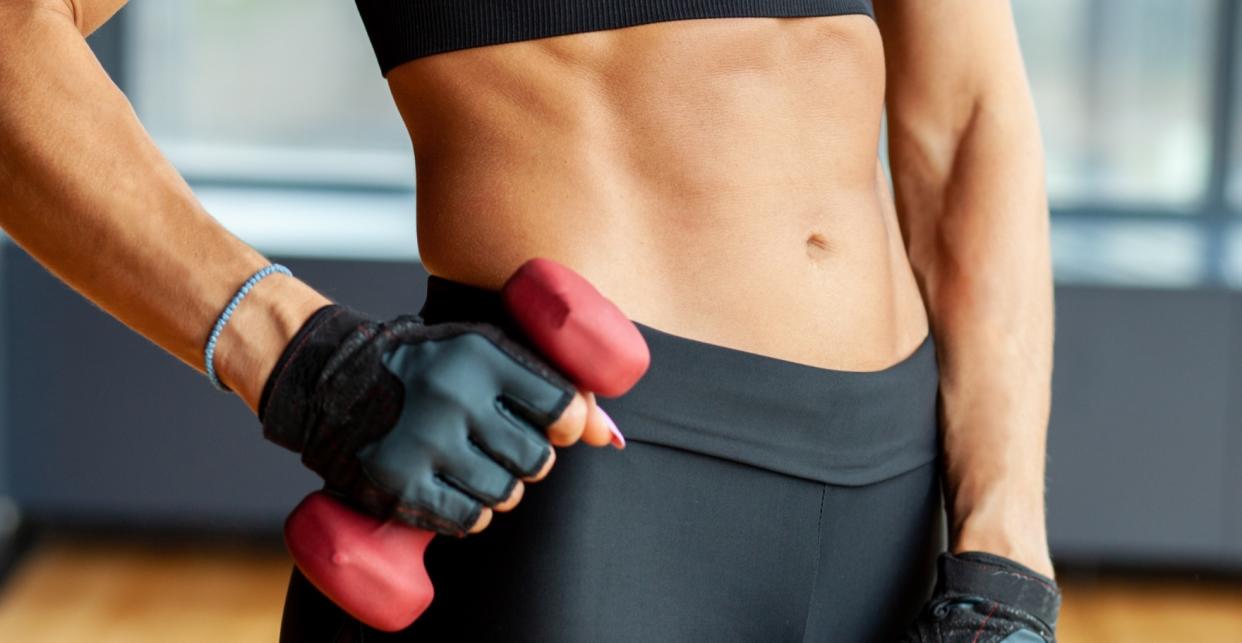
[
  {"x1": 1013, "y1": 0, "x2": 1217, "y2": 210},
  {"x1": 126, "y1": 0, "x2": 412, "y2": 188},
  {"x1": 1053, "y1": 219, "x2": 1208, "y2": 287}
]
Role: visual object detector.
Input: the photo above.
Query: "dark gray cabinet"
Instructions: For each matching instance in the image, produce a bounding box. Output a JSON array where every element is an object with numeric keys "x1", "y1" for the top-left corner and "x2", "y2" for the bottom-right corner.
[{"x1": 1046, "y1": 288, "x2": 1239, "y2": 567}]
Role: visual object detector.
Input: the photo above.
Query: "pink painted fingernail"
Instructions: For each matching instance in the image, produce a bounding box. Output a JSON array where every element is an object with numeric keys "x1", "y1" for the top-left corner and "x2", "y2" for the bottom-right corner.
[{"x1": 599, "y1": 407, "x2": 626, "y2": 449}]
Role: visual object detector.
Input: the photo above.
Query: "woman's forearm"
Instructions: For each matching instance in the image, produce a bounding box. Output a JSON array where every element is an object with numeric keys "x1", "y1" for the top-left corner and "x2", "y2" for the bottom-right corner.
[
  {"x1": 0, "y1": 2, "x2": 331, "y2": 412},
  {"x1": 880, "y1": 16, "x2": 1055, "y2": 578},
  {"x1": 895, "y1": 98, "x2": 1054, "y2": 575}
]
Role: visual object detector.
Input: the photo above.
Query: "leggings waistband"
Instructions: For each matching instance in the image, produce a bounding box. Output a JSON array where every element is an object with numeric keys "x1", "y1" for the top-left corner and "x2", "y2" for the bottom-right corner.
[{"x1": 418, "y1": 274, "x2": 940, "y2": 486}]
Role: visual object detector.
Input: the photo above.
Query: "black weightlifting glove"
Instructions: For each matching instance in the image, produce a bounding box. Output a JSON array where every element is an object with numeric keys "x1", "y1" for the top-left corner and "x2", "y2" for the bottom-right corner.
[
  {"x1": 257, "y1": 304, "x2": 577, "y2": 537},
  {"x1": 901, "y1": 551, "x2": 1062, "y2": 643}
]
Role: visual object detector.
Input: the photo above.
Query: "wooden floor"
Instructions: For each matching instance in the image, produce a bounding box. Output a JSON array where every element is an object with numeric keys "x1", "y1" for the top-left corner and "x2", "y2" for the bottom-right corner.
[
  {"x1": 1058, "y1": 574, "x2": 1242, "y2": 643},
  {"x1": 0, "y1": 539, "x2": 291, "y2": 643},
  {"x1": 0, "y1": 538, "x2": 1239, "y2": 642}
]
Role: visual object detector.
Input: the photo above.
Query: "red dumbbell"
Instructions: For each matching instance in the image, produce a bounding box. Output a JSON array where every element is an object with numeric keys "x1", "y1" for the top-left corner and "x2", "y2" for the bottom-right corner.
[{"x1": 283, "y1": 258, "x2": 651, "y2": 632}]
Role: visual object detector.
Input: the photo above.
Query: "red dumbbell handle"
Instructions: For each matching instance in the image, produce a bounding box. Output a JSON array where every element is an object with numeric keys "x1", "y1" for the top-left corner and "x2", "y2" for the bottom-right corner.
[{"x1": 284, "y1": 258, "x2": 650, "y2": 632}]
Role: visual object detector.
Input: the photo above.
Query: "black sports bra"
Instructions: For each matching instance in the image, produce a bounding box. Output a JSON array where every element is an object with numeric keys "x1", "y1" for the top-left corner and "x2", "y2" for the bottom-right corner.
[{"x1": 355, "y1": 0, "x2": 875, "y2": 76}]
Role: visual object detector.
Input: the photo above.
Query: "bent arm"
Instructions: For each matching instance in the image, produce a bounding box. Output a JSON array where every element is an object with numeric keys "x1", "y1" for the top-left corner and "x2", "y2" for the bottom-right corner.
[
  {"x1": 0, "y1": 0, "x2": 331, "y2": 412},
  {"x1": 875, "y1": 1, "x2": 1055, "y2": 576}
]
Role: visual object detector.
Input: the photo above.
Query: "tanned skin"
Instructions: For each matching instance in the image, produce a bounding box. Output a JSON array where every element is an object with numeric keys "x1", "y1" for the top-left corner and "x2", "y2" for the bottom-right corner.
[{"x1": 0, "y1": 0, "x2": 1053, "y2": 575}]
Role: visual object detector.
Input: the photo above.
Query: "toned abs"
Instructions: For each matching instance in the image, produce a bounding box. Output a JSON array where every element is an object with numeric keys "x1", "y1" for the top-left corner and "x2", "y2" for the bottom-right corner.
[{"x1": 387, "y1": 15, "x2": 929, "y2": 373}]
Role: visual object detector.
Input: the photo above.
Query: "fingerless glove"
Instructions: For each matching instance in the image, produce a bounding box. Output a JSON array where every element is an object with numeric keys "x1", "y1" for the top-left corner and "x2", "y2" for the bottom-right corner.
[{"x1": 259, "y1": 304, "x2": 577, "y2": 537}]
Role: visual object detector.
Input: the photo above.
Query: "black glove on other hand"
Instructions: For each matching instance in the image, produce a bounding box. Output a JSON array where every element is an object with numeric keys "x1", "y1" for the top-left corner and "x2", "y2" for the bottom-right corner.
[{"x1": 901, "y1": 551, "x2": 1061, "y2": 643}]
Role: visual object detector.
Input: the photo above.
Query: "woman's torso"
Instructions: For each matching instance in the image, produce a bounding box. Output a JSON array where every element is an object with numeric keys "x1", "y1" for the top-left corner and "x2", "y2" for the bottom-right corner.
[{"x1": 386, "y1": 14, "x2": 929, "y2": 372}]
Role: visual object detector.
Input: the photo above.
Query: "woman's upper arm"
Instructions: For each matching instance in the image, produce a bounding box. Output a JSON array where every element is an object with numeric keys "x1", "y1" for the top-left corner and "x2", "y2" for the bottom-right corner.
[
  {"x1": 873, "y1": 0, "x2": 1042, "y2": 200},
  {"x1": 874, "y1": 1, "x2": 1034, "y2": 131}
]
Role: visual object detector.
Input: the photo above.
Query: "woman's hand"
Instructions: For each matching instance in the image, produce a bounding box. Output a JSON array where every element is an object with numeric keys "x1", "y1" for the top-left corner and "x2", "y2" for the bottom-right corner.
[{"x1": 259, "y1": 304, "x2": 620, "y2": 537}]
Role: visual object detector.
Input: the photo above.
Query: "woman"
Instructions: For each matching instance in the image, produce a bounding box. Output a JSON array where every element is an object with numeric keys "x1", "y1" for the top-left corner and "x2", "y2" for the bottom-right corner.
[{"x1": 0, "y1": 0, "x2": 1060, "y2": 641}]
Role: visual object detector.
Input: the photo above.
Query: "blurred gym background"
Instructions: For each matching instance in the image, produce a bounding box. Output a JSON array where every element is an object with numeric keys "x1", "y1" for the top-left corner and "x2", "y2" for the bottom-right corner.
[{"x1": 1, "y1": 0, "x2": 1240, "y2": 641}]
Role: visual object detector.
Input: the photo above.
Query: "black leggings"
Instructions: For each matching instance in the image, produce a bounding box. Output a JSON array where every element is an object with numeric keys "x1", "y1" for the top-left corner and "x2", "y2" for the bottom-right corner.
[{"x1": 279, "y1": 276, "x2": 946, "y2": 643}]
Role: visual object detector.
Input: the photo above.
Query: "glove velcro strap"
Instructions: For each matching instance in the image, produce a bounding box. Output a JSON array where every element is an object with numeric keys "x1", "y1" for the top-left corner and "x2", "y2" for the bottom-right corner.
[
  {"x1": 938, "y1": 551, "x2": 1062, "y2": 633},
  {"x1": 259, "y1": 304, "x2": 375, "y2": 451}
]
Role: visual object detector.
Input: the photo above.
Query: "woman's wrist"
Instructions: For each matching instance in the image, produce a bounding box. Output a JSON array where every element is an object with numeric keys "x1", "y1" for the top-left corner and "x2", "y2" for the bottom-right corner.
[
  {"x1": 213, "y1": 272, "x2": 333, "y2": 414},
  {"x1": 951, "y1": 488, "x2": 1054, "y2": 578}
]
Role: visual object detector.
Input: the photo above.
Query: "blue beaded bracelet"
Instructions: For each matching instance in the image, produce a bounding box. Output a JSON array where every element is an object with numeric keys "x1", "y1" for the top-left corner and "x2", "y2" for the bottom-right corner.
[{"x1": 204, "y1": 263, "x2": 293, "y2": 392}]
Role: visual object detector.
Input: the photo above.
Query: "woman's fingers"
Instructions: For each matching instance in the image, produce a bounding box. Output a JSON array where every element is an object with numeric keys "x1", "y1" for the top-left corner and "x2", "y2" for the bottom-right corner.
[
  {"x1": 580, "y1": 393, "x2": 618, "y2": 448},
  {"x1": 544, "y1": 391, "x2": 624, "y2": 449},
  {"x1": 525, "y1": 448, "x2": 556, "y2": 482},
  {"x1": 468, "y1": 507, "x2": 493, "y2": 534},
  {"x1": 494, "y1": 484, "x2": 524, "y2": 513},
  {"x1": 494, "y1": 480, "x2": 525, "y2": 512},
  {"x1": 471, "y1": 391, "x2": 625, "y2": 533},
  {"x1": 466, "y1": 389, "x2": 624, "y2": 536},
  {"x1": 544, "y1": 391, "x2": 588, "y2": 447},
  {"x1": 462, "y1": 469, "x2": 525, "y2": 537}
]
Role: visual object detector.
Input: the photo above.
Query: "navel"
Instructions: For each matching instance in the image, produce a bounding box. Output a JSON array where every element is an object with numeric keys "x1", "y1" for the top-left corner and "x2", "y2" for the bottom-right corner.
[{"x1": 806, "y1": 233, "x2": 831, "y2": 261}]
